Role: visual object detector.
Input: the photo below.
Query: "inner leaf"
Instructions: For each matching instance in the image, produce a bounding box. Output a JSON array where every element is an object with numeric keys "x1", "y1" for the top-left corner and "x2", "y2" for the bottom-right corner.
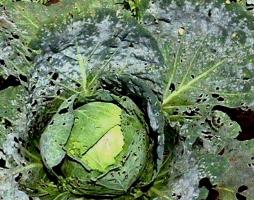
[
  {"x1": 82, "y1": 125, "x2": 124, "y2": 172},
  {"x1": 65, "y1": 102, "x2": 122, "y2": 159}
]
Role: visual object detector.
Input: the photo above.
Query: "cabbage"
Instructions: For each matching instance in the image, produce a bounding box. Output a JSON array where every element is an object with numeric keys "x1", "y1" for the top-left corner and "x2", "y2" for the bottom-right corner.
[{"x1": 39, "y1": 77, "x2": 165, "y2": 198}]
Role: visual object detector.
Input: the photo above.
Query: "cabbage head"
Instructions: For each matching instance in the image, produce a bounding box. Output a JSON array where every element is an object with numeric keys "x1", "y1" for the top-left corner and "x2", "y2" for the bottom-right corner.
[{"x1": 39, "y1": 76, "x2": 164, "y2": 198}]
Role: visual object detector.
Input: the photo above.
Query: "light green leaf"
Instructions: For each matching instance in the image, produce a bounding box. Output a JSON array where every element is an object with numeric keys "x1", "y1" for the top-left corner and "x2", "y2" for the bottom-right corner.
[
  {"x1": 82, "y1": 125, "x2": 124, "y2": 172},
  {"x1": 65, "y1": 102, "x2": 122, "y2": 160}
]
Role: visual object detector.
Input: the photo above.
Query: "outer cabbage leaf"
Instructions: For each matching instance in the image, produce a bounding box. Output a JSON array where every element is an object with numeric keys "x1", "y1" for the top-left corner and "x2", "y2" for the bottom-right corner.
[
  {"x1": 142, "y1": 0, "x2": 254, "y2": 199},
  {"x1": 39, "y1": 94, "x2": 76, "y2": 170},
  {"x1": 0, "y1": 86, "x2": 27, "y2": 149},
  {"x1": 3, "y1": 0, "x2": 118, "y2": 43},
  {"x1": 0, "y1": 86, "x2": 29, "y2": 199}
]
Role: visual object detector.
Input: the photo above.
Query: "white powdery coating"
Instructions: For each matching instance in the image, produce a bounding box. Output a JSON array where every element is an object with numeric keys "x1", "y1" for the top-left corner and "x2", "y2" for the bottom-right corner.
[
  {"x1": 0, "y1": 169, "x2": 29, "y2": 200},
  {"x1": 147, "y1": 0, "x2": 253, "y2": 45},
  {"x1": 1, "y1": 133, "x2": 29, "y2": 200},
  {"x1": 95, "y1": 16, "x2": 113, "y2": 42},
  {"x1": 171, "y1": 166, "x2": 200, "y2": 200},
  {"x1": 3, "y1": 133, "x2": 27, "y2": 168},
  {"x1": 1, "y1": 103, "x2": 28, "y2": 199}
]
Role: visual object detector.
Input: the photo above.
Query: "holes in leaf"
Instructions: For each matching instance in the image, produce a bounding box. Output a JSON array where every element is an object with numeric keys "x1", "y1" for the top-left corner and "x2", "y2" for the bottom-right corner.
[
  {"x1": 158, "y1": 17, "x2": 171, "y2": 24},
  {"x1": 0, "y1": 59, "x2": 5, "y2": 66},
  {"x1": 218, "y1": 148, "x2": 225, "y2": 156},
  {"x1": 208, "y1": 9, "x2": 212, "y2": 17},
  {"x1": 0, "y1": 75, "x2": 21, "y2": 90},
  {"x1": 27, "y1": 48, "x2": 33, "y2": 53},
  {"x1": 208, "y1": 114, "x2": 224, "y2": 132},
  {"x1": 46, "y1": 0, "x2": 60, "y2": 5},
  {"x1": 32, "y1": 189, "x2": 39, "y2": 194},
  {"x1": 172, "y1": 193, "x2": 182, "y2": 199},
  {"x1": 183, "y1": 109, "x2": 198, "y2": 116},
  {"x1": 67, "y1": 98, "x2": 73, "y2": 102},
  {"x1": 211, "y1": 93, "x2": 219, "y2": 98},
  {"x1": 51, "y1": 72, "x2": 59, "y2": 80},
  {"x1": 14, "y1": 173, "x2": 22, "y2": 182},
  {"x1": 217, "y1": 96, "x2": 224, "y2": 102},
  {"x1": 236, "y1": 193, "x2": 247, "y2": 200},
  {"x1": 199, "y1": 177, "x2": 214, "y2": 189},
  {"x1": 49, "y1": 80, "x2": 55, "y2": 86},
  {"x1": 0, "y1": 158, "x2": 7, "y2": 168},
  {"x1": 203, "y1": 134, "x2": 213, "y2": 140},
  {"x1": 227, "y1": 0, "x2": 238, "y2": 3},
  {"x1": 31, "y1": 100, "x2": 38, "y2": 107},
  {"x1": 129, "y1": 43, "x2": 134, "y2": 48},
  {"x1": 238, "y1": 185, "x2": 248, "y2": 193},
  {"x1": 2, "y1": 118, "x2": 12, "y2": 129},
  {"x1": 247, "y1": 163, "x2": 253, "y2": 168},
  {"x1": 242, "y1": 77, "x2": 250, "y2": 81},
  {"x1": 201, "y1": 130, "x2": 211, "y2": 135},
  {"x1": 173, "y1": 110, "x2": 179, "y2": 115},
  {"x1": 213, "y1": 105, "x2": 254, "y2": 141},
  {"x1": 19, "y1": 74, "x2": 28, "y2": 83},
  {"x1": 56, "y1": 89, "x2": 61, "y2": 95},
  {"x1": 25, "y1": 56, "x2": 32, "y2": 62},
  {"x1": 47, "y1": 56, "x2": 52, "y2": 62},
  {"x1": 169, "y1": 83, "x2": 175, "y2": 92},
  {"x1": 59, "y1": 108, "x2": 69, "y2": 114},
  {"x1": 196, "y1": 94, "x2": 208, "y2": 103},
  {"x1": 75, "y1": 82, "x2": 81, "y2": 87},
  {"x1": 199, "y1": 177, "x2": 219, "y2": 200},
  {"x1": 192, "y1": 137, "x2": 203, "y2": 149},
  {"x1": 11, "y1": 33, "x2": 19, "y2": 39},
  {"x1": 14, "y1": 137, "x2": 19, "y2": 143},
  {"x1": 196, "y1": 98, "x2": 202, "y2": 103}
]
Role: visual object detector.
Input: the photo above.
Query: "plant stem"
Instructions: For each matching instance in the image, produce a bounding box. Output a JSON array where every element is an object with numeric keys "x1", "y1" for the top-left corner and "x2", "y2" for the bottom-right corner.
[
  {"x1": 163, "y1": 41, "x2": 182, "y2": 99},
  {"x1": 87, "y1": 46, "x2": 119, "y2": 89},
  {"x1": 21, "y1": 147, "x2": 41, "y2": 162},
  {"x1": 77, "y1": 53, "x2": 88, "y2": 94},
  {"x1": 163, "y1": 59, "x2": 225, "y2": 107},
  {"x1": 178, "y1": 36, "x2": 207, "y2": 88}
]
